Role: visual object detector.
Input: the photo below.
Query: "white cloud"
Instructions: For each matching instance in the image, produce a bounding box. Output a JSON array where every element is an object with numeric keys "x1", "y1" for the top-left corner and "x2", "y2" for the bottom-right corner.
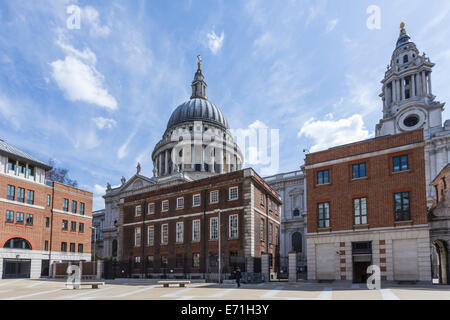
[
  {"x1": 83, "y1": 6, "x2": 110, "y2": 37},
  {"x1": 207, "y1": 31, "x2": 225, "y2": 54},
  {"x1": 0, "y1": 94, "x2": 21, "y2": 129},
  {"x1": 298, "y1": 114, "x2": 373, "y2": 152},
  {"x1": 93, "y1": 184, "x2": 106, "y2": 195},
  {"x1": 93, "y1": 117, "x2": 117, "y2": 129},
  {"x1": 51, "y1": 42, "x2": 118, "y2": 110},
  {"x1": 326, "y1": 19, "x2": 339, "y2": 33}
]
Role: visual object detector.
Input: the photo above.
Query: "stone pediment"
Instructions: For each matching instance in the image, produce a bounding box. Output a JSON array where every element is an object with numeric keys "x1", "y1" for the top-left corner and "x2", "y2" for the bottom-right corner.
[{"x1": 120, "y1": 174, "x2": 156, "y2": 192}]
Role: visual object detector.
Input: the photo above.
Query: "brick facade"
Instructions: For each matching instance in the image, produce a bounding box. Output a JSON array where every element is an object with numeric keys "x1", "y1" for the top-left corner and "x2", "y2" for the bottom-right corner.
[{"x1": 119, "y1": 168, "x2": 281, "y2": 278}]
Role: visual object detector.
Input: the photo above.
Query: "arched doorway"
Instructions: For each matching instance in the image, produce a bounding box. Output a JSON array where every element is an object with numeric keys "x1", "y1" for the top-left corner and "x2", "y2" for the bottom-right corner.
[
  {"x1": 433, "y1": 240, "x2": 449, "y2": 284},
  {"x1": 112, "y1": 239, "x2": 118, "y2": 257},
  {"x1": 2, "y1": 237, "x2": 32, "y2": 278}
]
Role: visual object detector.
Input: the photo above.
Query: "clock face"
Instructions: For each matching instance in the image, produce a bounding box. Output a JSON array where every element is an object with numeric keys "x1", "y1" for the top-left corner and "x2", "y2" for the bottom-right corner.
[{"x1": 397, "y1": 108, "x2": 426, "y2": 132}]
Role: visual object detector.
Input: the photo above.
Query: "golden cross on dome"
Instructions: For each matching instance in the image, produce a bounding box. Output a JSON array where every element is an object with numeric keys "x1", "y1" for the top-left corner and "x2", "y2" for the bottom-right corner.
[
  {"x1": 197, "y1": 55, "x2": 202, "y2": 71},
  {"x1": 400, "y1": 22, "x2": 406, "y2": 34}
]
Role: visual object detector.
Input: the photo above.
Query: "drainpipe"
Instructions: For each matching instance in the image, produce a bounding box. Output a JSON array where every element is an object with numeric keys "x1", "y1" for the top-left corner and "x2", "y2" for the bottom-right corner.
[
  {"x1": 48, "y1": 182, "x2": 55, "y2": 277},
  {"x1": 141, "y1": 201, "x2": 146, "y2": 279}
]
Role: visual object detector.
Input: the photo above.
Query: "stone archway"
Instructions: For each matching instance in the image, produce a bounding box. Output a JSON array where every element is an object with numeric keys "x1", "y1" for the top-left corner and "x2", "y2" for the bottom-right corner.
[{"x1": 433, "y1": 240, "x2": 449, "y2": 284}]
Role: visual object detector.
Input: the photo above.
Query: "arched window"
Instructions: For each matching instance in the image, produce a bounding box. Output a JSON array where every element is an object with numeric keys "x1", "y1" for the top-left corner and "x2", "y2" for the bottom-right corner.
[
  {"x1": 112, "y1": 239, "x2": 118, "y2": 257},
  {"x1": 403, "y1": 55, "x2": 409, "y2": 63},
  {"x1": 293, "y1": 209, "x2": 300, "y2": 217},
  {"x1": 292, "y1": 232, "x2": 302, "y2": 253},
  {"x1": 3, "y1": 238, "x2": 32, "y2": 250}
]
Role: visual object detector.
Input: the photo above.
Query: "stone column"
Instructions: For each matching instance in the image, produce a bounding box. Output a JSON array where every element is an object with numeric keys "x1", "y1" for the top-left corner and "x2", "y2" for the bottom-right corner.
[
  {"x1": 191, "y1": 144, "x2": 195, "y2": 170},
  {"x1": 261, "y1": 253, "x2": 270, "y2": 282},
  {"x1": 201, "y1": 145, "x2": 205, "y2": 172},
  {"x1": 96, "y1": 260, "x2": 103, "y2": 280},
  {"x1": 164, "y1": 150, "x2": 168, "y2": 175},
  {"x1": 422, "y1": 71, "x2": 427, "y2": 95},
  {"x1": 210, "y1": 148, "x2": 215, "y2": 173},
  {"x1": 411, "y1": 74, "x2": 416, "y2": 97},
  {"x1": 288, "y1": 252, "x2": 297, "y2": 283},
  {"x1": 392, "y1": 81, "x2": 397, "y2": 102},
  {"x1": 396, "y1": 79, "x2": 401, "y2": 102},
  {"x1": 218, "y1": 148, "x2": 224, "y2": 174},
  {"x1": 428, "y1": 72, "x2": 432, "y2": 95},
  {"x1": 158, "y1": 153, "x2": 162, "y2": 176},
  {"x1": 401, "y1": 78, "x2": 405, "y2": 100}
]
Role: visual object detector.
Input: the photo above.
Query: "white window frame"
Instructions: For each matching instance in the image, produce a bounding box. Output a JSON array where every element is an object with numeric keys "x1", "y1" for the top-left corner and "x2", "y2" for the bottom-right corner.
[
  {"x1": 210, "y1": 217, "x2": 218, "y2": 240},
  {"x1": 161, "y1": 223, "x2": 168, "y2": 245},
  {"x1": 176, "y1": 222, "x2": 184, "y2": 243},
  {"x1": 134, "y1": 227, "x2": 141, "y2": 247},
  {"x1": 260, "y1": 194, "x2": 265, "y2": 206},
  {"x1": 192, "y1": 219, "x2": 201, "y2": 242},
  {"x1": 210, "y1": 190, "x2": 219, "y2": 204},
  {"x1": 135, "y1": 256, "x2": 141, "y2": 264},
  {"x1": 148, "y1": 203, "x2": 155, "y2": 215},
  {"x1": 135, "y1": 205, "x2": 142, "y2": 217},
  {"x1": 229, "y1": 215, "x2": 239, "y2": 239},
  {"x1": 193, "y1": 194, "x2": 201, "y2": 207},
  {"x1": 229, "y1": 187, "x2": 239, "y2": 201},
  {"x1": 162, "y1": 200, "x2": 169, "y2": 212},
  {"x1": 147, "y1": 225, "x2": 154, "y2": 246},
  {"x1": 177, "y1": 197, "x2": 184, "y2": 209}
]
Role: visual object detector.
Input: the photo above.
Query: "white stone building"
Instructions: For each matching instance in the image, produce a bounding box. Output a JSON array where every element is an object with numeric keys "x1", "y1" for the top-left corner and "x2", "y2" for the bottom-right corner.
[{"x1": 265, "y1": 171, "x2": 307, "y2": 274}]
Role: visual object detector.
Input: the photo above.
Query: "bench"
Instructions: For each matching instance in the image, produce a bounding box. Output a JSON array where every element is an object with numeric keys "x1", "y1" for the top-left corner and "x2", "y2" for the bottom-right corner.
[
  {"x1": 65, "y1": 282, "x2": 105, "y2": 289},
  {"x1": 158, "y1": 280, "x2": 191, "y2": 288}
]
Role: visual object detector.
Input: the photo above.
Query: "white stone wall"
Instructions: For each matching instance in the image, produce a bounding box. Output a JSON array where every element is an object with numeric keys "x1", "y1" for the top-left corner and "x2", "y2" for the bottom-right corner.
[{"x1": 307, "y1": 228, "x2": 431, "y2": 282}]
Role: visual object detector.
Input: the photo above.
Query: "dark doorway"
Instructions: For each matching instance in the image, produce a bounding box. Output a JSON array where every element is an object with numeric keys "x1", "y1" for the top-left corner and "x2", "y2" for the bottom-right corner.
[
  {"x1": 352, "y1": 242, "x2": 372, "y2": 283},
  {"x1": 3, "y1": 259, "x2": 31, "y2": 279},
  {"x1": 353, "y1": 261, "x2": 371, "y2": 283},
  {"x1": 41, "y1": 260, "x2": 50, "y2": 277}
]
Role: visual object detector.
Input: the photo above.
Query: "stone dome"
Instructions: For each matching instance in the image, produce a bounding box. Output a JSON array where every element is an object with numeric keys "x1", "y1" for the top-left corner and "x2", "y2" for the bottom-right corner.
[{"x1": 166, "y1": 98, "x2": 229, "y2": 130}]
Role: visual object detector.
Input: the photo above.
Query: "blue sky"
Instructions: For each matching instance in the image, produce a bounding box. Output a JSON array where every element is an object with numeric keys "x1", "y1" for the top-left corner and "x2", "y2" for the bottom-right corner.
[{"x1": 1, "y1": 0, "x2": 450, "y2": 210}]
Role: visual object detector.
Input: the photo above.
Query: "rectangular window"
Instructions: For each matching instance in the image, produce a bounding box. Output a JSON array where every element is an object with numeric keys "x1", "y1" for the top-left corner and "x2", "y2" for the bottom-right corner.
[
  {"x1": 176, "y1": 222, "x2": 184, "y2": 243},
  {"x1": 26, "y1": 214, "x2": 33, "y2": 226},
  {"x1": 7, "y1": 159, "x2": 16, "y2": 171},
  {"x1": 26, "y1": 190, "x2": 34, "y2": 205},
  {"x1": 393, "y1": 155, "x2": 409, "y2": 172},
  {"x1": 47, "y1": 195, "x2": 51, "y2": 207},
  {"x1": 147, "y1": 225, "x2": 154, "y2": 246},
  {"x1": 44, "y1": 240, "x2": 49, "y2": 251},
  {"x1": 161, "y1": 256, "x2": 168, "y2": 268},
  {"x1": 192, "y1": 253, "x2": 200, "y2": 269},
  {"x1": 147, "y1": 256, "x2": 154, "y2": 268},
  {"x1": 148, "y1": 203, "x2": 155, "y2": 215},
  {"x1": 135, "y1": 205, "x2": 142, "y2": 216},
  {"x1": 352, "y1": 163, "x2": 367, "y2": 179},
  {"x1": 260, "y1": 218, "x2": 265, "y2": 242},
  {"x1": 354, "y1": 198, "x2": 368, "y2": 225},
  {"x1": 70, "y1": 243, "x2": 75, "y2": 253},
  {"x1": 176, "y1": 254, "x2": 183, "y2": 268},
  {"x1": 161, "y1": 224, "x2": 168, "y2": 245},
  {"x1": 72, "y1": 200, "x2": 77, "y2": 213},
  {"x1": 7, "y1": 185, "x2": 15, "y2": 201},
  {"x1": 63, "y1": 199, "x2": 69, "y2": 211},
  {"x1": 209, "y1": 252, "x2": 218, "y2": 268},
  {"x1": 135, "y1": 256, "x2": 141, "y2": 264},
  {"x1": 46, "y1": 217, "x2": 50, "y2": 228},
  {"x1": 61, "y1": 242, "x2": 67, "y2": 252},
  {"x1": 193, "y1": 194, "x2": 201, "y2": 207},
  {"x1": 394, "y1": 192, "x2": 411, "y2": 221},
  {"x1": 210, "y1": 190, "x2": 219, "y2": 204},
  {"x1": 16, "y1": 212, "x2": 24, "y2": 224},
  {"x1": 27, "y1": 166, "x2": 34, "y2": 177},
  {"x1": 17, "y1": 188, "x2": 25, "y2": 203},
  {"x1": 318, "y1": 202, "x2": 330, "y2": 228},
  {"x1": 192, "y1": 220, "x2": 201, "y2": 242},
  {"x1": 210, "y1": 217, "x2": 218, "y2": 240},
  {"x1": 6, "y1": 210, "x2": 14, "y2": 223},
  {"x1": 275, "y1": 225, "x2": 279, "y2": 244},
  {"x1": 79, "y1": 223, "x2": 84, "y2": 233},
  {"x1": 134, "y1": 227, "x2": 141, "y2": 247},
  {"x1": 229, "y1": 187, "x2": 239, "y2": 201},
  {"x1": 79, "y1": 203, "x2": 85, "y2": 215},
  {"x1": 317, "y1": 170, "x2": 330, "y2": 185},
  {"x1": 78, "y1": 244, "x2": 83, "y2": 253},
  {"x1": 162, "y1": 200, "x2": 169, "y2": 212},
  {"x1": 268, "y1": 222, "x2": 273, "y2": 244},
  {"x1": 177, "y1": 197, "x2": 184, "y2": 209},
  {"x1": 229, "y1": 215, "x2": 238, "y2": 239},
  {"x1": 260, "y1": 194, "x2": 265, "y2": 206},
  {"x1": 70, "y1": 221, "x2": 77, "y2": 231},
  {"x1": 62, "y1": 220, "x2": 68, "y2": 230},
  {"x1": 18, "y1": 162, "x2": 26, "y2": 175}
]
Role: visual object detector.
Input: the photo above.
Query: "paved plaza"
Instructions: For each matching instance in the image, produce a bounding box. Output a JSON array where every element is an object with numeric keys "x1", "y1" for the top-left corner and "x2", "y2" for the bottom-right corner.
[{"x1": 0, "y1": 279, "x2": 448, "y2": 300}]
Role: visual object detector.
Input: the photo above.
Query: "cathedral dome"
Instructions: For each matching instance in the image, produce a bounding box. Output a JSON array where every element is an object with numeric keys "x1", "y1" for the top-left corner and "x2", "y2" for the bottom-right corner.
[{"x1": 167, "y1": 98, "x2": 229, "y2": 130}]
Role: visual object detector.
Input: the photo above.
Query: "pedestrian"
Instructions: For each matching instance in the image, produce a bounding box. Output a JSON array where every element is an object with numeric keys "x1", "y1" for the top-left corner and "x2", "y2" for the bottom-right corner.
[{"x1": 235, "y1": 267, "x2": 241, "y2": 288}]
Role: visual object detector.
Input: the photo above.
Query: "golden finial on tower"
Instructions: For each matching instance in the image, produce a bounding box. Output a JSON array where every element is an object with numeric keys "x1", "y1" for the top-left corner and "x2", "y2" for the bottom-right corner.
[
  {"x1": 400, "y1": 22, "x2": 406, "y2": 34},
  {"x1": 197, "y1": 55, "x2": 202, "y2": 71}
]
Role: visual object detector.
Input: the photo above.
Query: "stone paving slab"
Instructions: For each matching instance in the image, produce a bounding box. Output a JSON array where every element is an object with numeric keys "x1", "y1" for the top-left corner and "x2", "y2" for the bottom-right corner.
[{"x1": 0, "y1": 279, "x2": 449, "y2": 300}]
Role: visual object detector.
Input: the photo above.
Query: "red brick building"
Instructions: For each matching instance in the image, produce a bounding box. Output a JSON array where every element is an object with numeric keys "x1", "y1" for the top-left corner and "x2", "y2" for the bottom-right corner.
[
  {"x1": 119, "y1": 168, "x2": 281, "y2": 279},
  {"x1": 0, "y1": 139, "x2": 92, "y2": 279},
  {"x1": 304, "y1": 130, "x2": 431, "y2": 283}
]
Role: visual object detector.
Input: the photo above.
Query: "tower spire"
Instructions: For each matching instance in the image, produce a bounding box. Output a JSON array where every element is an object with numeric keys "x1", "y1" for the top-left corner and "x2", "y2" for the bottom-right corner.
[{"x1": 191, "y1": 55, "x2": 207, "y2": 100}]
